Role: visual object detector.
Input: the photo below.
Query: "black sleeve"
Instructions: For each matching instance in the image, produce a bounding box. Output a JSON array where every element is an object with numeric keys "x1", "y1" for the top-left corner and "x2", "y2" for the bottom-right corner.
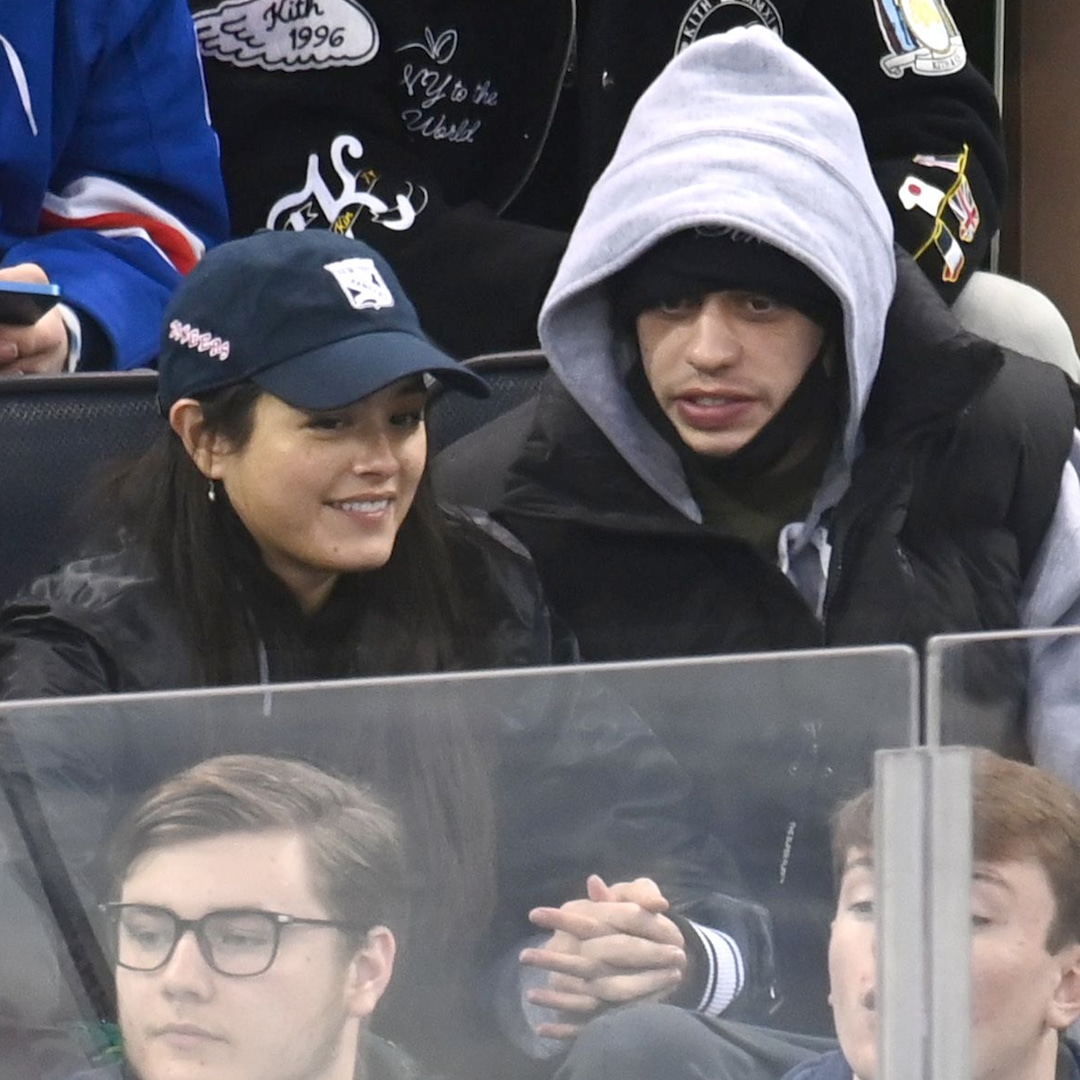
[
  {"x1": 792, "y1": 0, "x2": 1006, "y2": 300},
  {"x1": 381, "y1": 200, "x2": 566, "y2": 359},
  {"x1": 580, "y1": 0, "x2": 1005, "y2": 299},
  {"x1": 0, "y1": 604, "x2": 116, "y2": 702}
]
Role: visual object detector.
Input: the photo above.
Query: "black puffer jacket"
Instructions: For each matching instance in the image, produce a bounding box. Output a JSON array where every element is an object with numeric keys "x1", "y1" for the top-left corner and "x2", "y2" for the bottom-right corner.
[
  {"x1": 494, "y1": 261, "x2": 1077, "y2": 751},
  {"x1": 0, "y1": 509, "x2": 554, "y2": 697}
]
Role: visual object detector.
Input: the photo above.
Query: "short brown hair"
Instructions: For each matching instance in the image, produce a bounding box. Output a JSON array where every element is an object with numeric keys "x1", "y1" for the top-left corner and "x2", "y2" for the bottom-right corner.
[
  {"x1": 831, "y1": 749, "x2": 1080, "y2": 952},
  {"x1": 107, "y1": 754, "x2": 407, "y2": 938}
]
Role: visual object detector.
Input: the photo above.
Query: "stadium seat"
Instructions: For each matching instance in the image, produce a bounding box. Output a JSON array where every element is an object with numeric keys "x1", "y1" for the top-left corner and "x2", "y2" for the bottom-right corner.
[
  {"x1": 0, "y1": 372, "x2": 161, "y2": 605},
  {"x1": 429, "y1": 351, "x2": 548, "y2": 512},
  {"x1": 426, "y1": 350, "x2": 547, "y2": 455}
]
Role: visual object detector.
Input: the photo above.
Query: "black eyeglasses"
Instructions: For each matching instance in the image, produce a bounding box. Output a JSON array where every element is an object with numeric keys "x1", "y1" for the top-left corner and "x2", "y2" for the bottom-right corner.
[{"x1": 101, "y1": 903, "x2": 363, "y2": 977}]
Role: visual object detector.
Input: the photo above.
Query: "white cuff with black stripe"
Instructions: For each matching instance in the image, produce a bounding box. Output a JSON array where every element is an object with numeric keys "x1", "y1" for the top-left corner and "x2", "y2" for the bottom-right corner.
[{"x1": 686, "y1": 921, "x2": 744, "y2": 1016}]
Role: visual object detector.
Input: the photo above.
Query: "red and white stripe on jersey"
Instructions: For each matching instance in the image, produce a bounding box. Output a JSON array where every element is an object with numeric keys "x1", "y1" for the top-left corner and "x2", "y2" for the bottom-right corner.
[{"x1": 39, "y1": 176, "x2": 206, "y2": 275}]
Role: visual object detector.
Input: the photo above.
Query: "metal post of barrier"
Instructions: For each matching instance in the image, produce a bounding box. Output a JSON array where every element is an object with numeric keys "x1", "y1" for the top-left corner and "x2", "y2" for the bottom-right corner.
[
  {"x1": 928, "y1": 751, "x2": 973, "y2": 1080},
  {"x1": 990, "y1": 0, "x2": 1005, "y2": 273},
  {"x1": 922, "y1": 638, "x2": 943, "y2": 748},
  {"x1": 876, "y1": 750, "x2": 925, "y2": 1080},
  {"x1": 993, "y1": 0, "x2": 1005, "y2": 107},
  {"x1": 876, "y1": 747, "x2": 972, "y2": 1080}
]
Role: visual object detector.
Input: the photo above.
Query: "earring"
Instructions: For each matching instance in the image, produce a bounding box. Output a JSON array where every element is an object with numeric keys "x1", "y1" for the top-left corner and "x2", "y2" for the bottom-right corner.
[{"x1": 207, "y1": 479, "x2": 217, "y2": 504}]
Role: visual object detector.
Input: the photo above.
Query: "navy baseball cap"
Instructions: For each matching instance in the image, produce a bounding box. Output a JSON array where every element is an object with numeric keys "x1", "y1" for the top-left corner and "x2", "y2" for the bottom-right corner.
[{"x1": 156, "y1": 230, "x2": 489, "y2": 412}]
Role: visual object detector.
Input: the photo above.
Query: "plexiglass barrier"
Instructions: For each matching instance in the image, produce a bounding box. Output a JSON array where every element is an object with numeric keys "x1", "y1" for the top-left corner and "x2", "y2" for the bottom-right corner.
[
  {"x1": 910, "y1": 631, "x2": 1080, "y2": 1080},
  {"x1": 925, "y1": 626, "x2": 1080, "y2": 775},
  {"x1": 0, "y1": 647, "x2": 917, "y2": 1079}
]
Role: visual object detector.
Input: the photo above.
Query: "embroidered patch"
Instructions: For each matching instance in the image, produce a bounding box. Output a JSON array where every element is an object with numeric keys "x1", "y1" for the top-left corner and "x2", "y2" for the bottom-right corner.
[
  {"x1": 396, "y1": 27, "x2": 500, "y2": 145},
  {"x1": 912, "y1": 150, "x2": 980, "y2": 242},
  {"x1": 872, "y1": 0, "x2": 967, "y2": 78},
  {"x1": 931, "y1": 227, "x2": 965, "y2": 282},
  {"x1": 899, "y1": 176, "x2": 948, "y2": 219},
  {"x1": 900, "y1": 147, "x2": 981, "y2": 284},
  {"x1": 899, "y1": 177, "x2": 964, "y2": 281},
  {"x1": 194, "y1": 0, "x2": 379, "y2": 73},
  {"x1": 266, "y1": 134, "x2": 428, "y2": 236},
  {"x1": 901, "y1": 144, "x2": 980, "y2": 282},
  {"x1": 675, "y1": 0, "x2": 783, "y2": 54},
  {"x1": 323, "y1": 257, "x2": 395, "y2": 310},
  {"x1": 168, "y1": 320, "x2": 231, "y2": 360}
]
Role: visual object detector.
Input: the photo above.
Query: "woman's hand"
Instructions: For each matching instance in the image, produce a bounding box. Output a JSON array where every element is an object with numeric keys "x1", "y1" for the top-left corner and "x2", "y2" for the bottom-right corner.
[{"x1": 519, "y1": 874, "x2": 687, "y2": 1040}]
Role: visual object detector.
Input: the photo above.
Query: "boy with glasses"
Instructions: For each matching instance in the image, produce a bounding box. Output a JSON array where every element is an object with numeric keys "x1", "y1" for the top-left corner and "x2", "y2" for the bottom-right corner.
[{"x1": 87, "y1": 753, "x2": 412, "y2": 1080}]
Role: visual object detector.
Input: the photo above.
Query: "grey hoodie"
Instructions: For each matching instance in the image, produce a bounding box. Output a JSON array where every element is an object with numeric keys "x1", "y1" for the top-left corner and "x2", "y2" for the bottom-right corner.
[
  {"x1": 539, "y1": 26, "x2": 893, "y2": 519},
  {"x1": 537, "y1": 28, "x2": 1080, "y2": 784}
]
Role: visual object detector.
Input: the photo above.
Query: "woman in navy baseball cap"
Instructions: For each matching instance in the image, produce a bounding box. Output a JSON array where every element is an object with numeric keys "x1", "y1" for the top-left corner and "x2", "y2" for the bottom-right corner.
[
  {"x1": 0, "y1": 229, "x2": 552, "y2": 691},
  {"x1": 0, "y1": 229, "x2": 534, "y2": 1076},
  {"x1": 0, "y1": 228, "x2": 543, "y2": 1074}
]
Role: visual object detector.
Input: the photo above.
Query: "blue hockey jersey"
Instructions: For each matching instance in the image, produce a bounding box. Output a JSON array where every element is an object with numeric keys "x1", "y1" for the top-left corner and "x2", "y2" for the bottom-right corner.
[{"x1": 0, "y1": 0, "x2": 229, "y2": 369}]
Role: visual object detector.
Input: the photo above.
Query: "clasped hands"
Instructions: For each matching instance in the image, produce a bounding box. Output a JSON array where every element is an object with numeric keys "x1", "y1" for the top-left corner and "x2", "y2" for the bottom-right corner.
[{"x1": 519, "y1": 873, "x2": 687, "y2": 1041}]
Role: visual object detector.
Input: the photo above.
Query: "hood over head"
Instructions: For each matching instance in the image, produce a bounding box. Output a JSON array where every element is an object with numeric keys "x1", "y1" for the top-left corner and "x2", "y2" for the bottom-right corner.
[{"x1": 538, "y1": 26, "x2": 896, "y2": 522}]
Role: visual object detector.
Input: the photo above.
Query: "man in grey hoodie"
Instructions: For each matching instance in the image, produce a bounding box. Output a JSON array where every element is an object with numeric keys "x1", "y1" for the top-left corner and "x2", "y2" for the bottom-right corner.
[
  {"x1": 452, "y1": 25, "x2": 1080, "y2": 776},
  {"x1": 431, "y1": 22, "x2": 1080, "y2": 1067}
]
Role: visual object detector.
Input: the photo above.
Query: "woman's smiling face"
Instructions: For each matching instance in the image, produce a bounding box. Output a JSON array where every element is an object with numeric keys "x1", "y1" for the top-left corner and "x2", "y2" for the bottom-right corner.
[{"x1": 208, "y1": 378, "x2": 427, "y2": 613}]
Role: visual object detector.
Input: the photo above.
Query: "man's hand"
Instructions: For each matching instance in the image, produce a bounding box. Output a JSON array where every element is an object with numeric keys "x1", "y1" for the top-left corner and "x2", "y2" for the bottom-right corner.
[
  {"x1": 519, "y1": 874, "x2": 687, "y2": 1041},
  {"x1": 0, "y1": 264, "x2": 69, "y2": 375}
]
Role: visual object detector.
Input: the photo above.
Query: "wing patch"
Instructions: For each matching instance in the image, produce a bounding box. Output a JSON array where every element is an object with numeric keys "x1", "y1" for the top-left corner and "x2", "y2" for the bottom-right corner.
[{"x1": 195, "y1": 0, "x2": 379, "y2": 72}]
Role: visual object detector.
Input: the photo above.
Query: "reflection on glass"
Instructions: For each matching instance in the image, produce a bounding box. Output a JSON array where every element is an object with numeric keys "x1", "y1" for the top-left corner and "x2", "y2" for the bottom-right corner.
[
  {"x1": 927, "y1": 626, "x2": 1080, "y2": 781},
  {"x1": 0, "y1": 650, "x2": 917, "y2": 1078}
]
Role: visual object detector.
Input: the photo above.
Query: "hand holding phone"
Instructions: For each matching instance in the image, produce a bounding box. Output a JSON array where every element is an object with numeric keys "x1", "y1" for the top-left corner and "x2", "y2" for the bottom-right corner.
[
  {"x1": 0, "y1": 267, "x2": 68, "y2": 374},
  {"x1": 0, "y1": 279, "x2": 62, "y2": 326}
]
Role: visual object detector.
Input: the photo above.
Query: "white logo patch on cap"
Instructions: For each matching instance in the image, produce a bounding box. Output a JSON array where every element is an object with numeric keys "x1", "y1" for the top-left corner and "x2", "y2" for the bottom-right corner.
[{"x1": 323, "y1": 257, "x2": 395, "y2": 310}]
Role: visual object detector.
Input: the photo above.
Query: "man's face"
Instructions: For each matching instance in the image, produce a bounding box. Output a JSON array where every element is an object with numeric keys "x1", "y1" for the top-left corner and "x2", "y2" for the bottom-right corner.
[
  {"x1": 829, "y1": 848, "x2": 1080, "y2": 1080},
  {"x1": 635, "y1": 291, "x2": 826, "y2": 457},
  {"x1": 116, "y1": 830, "x2": 393, "y2": 1080}
]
